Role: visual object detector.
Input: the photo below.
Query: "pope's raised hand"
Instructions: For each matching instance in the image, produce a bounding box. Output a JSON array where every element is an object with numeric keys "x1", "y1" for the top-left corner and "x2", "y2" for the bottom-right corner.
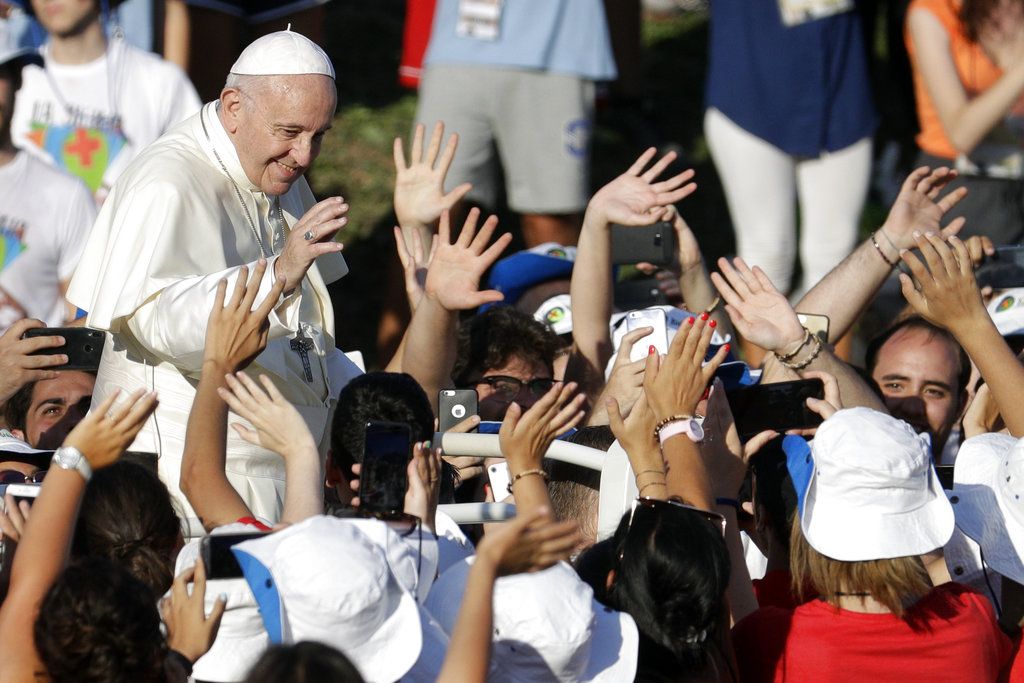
[{"x1": 275, "y1": 196, "x2": 348, "y2": 292}]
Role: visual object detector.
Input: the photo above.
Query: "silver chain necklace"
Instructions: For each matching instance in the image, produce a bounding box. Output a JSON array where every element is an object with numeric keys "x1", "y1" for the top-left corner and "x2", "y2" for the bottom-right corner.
[{"x1": 200, "y1": 107, "x2": 286, "y2": 259}]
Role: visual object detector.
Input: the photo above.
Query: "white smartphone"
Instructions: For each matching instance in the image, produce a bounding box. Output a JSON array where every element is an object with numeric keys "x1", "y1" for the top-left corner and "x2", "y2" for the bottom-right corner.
[
  {"x1": 0, "y1": 483, "x2": 41, "y2": 510},
  {"x1": 487, "y1": 462, "x2": 511, "y2": 499},
  {"x1": 626, "y1": 308, "x2": 669, "y2": 362}
]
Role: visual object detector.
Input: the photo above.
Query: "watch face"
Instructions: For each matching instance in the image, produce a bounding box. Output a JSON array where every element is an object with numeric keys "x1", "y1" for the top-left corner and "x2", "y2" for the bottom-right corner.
[
  {"x1": 55, "y1": 448, "x2": 80, "y2": 469},
  {"x1": 689, "y1": 419, "x2": 705, "y2": 441}
]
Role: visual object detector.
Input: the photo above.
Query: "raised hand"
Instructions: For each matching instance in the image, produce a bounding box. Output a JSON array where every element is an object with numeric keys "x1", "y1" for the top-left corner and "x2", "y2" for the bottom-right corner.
[
  {"x1": 63, "y1": 389, "x2": 157, "y2": 470},
  {"x1": 275, "y1": 196, "x2": 347, "y2": 292},
  {"x1": 162, "y1": 558, "x2": 226, "y2": 664},
  {"x1": 711, "y1": 257, "x2": 805, "y2": 354},
  {"x1": 477, "y1": 507, "x2": 580, "y2": 577},
  {"x1": 393, "y1": 122, "x2": 473, "y2": 232},
  {"x1": 589, "y1": 326, "x2": 651, "y2": 424},
  {"x1": 424, "y1": 208, "x2": 513, "y2": 311},
  {"x1": 607, "y1": 391, "x2": 663, "y2": 497},
  {"x1": 393, "y1": 225, "x2": 436, "y2": 311},
  {"x1": 0, "y1": 319, "x2": 68, "y2": 404},
  {"x1": 499, "y1": 382, "x2": 587, "y2": 472},
  {"x1": 899, "y1": 232, "x2": 988, "y2": 335},
  {"x1": 586, "y1": 148, "x2": 697, "y2": 227},
  {"x1": 643, "y1": 314, "x2": 729, "y2": 423},
  {"x1": 203, "y1": 260, "x2": 287, "y2": 373},
  {"x1": 880, "y1": 167, "x2": 968, "y2": 251},
  {"x1": 698, "y1": 380, "x2": 748, "y2": 500},
  {"x1": 218, "y1": 372, "x2": 316, "y2": 459},
  {"x1": 404, "y1": 441, "x2": 442, "y2": 532}
]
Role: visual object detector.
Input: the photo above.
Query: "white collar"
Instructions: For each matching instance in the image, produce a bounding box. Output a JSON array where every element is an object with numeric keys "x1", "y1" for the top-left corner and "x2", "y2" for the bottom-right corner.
[{"x1": 200, "y1": 101, "x2": 263, "y2": 194}]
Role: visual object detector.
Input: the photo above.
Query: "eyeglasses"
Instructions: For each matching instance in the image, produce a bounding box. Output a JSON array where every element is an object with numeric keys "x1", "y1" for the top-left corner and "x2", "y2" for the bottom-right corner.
[
  {"x1": 474, "y1": 375, "x2": 555, "y2": 403},
  {"x1": 0, "y1": 469, "x2": 45, "y2": 485}
]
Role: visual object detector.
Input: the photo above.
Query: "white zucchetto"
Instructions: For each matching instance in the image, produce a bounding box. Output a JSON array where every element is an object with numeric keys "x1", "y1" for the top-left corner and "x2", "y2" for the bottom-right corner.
[{"x1": 229, "y1": 29, "x2": 335, "y2": 80}]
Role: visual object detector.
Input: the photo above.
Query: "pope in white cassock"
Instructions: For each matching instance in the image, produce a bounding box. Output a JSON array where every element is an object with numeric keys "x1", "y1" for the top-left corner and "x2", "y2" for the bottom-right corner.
[{"x1": 67, "y1": 30, "x2": 362, "y2": 535}]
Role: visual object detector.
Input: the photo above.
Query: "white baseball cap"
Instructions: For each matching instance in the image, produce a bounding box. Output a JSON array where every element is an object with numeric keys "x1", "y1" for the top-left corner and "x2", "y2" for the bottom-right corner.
[
  {"x1": 802, "y1": 408, "x2": 954, "y2": 561},
  {"x1": 232, "y1": 516, "x2": 423, "y2": 683},
  {"x1": 535, "y1": 294, "x2": 573, "y2": 336},
  {"x1": 230, "y1": 28, "x2": 335, "y2": 79},
  {"x1": 425, "y1": 560, "x2": 638, "y2": 682},
  {"x1": 950, "y1": 433, "x2": 1024, "y2": 585}
]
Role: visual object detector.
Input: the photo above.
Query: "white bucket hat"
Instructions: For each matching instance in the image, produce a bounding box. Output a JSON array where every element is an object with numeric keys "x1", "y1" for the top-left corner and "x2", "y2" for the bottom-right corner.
[
  {"x1": 232, "y1": 516, "x2": 423, "y2": 683},
  {"x1": 424, "y1": 560, "x2": 638, "y2": 682},
  {"x1": 950, "y1": 433, "x2": 1024, "y2": 584},
  {"x1": 170, "y1": 523, "x2": 270, "y2": 682},
  {"x1": 802, "y1": 408, "x2": 954, "y2": 561}
]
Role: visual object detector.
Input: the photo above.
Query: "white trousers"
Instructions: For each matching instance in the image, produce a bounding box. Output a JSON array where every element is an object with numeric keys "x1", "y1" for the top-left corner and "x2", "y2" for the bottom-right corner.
[{"x1": 704, "y1": 107, "x2": 872, "y2": 296}]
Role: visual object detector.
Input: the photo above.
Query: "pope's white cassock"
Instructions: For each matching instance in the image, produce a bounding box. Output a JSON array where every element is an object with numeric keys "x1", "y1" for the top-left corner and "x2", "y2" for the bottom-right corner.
[{"x1": 67, "y1": 101, "x2": 362, "y2": 535}]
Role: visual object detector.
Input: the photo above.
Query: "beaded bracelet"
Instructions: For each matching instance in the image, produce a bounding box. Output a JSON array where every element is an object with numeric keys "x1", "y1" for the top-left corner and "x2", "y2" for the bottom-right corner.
[
  {"x1": 653, "y1": 414, "x2": 693, "y2": 440},
  {"x1": 777, "y1": 332, "x2": 823, "y2": 370},
  {"x1": 506, "y1": 468, "x2": 549, "y2": 494},
  {"x1": 871, "y1": 231, "x2": 897, "y2": 268},
  {"x1": 775, "y1": 328, "x2": 811, "y2": 363}
]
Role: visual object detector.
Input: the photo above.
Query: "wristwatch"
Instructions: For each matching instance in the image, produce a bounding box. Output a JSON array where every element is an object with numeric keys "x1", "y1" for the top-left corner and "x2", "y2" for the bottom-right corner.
[
  {"x1": 51, "y1": 446, "x2": 92, "y2": 482},
  {"x1": 657, "y1": 417, "x2": 705, "y2": 445}
]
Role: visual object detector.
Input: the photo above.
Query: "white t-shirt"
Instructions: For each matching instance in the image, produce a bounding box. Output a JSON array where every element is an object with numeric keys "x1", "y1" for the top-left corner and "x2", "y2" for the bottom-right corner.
[
  {"x1": 0, "y1": 151, "x2": 96, "y2": 329},
  {"x1": 11, "y1": 38, "x2": 201, "y2": 201}
]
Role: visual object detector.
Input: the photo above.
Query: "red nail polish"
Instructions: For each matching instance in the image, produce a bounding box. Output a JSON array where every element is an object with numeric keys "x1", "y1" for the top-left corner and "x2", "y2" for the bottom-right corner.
[
  {"x1": 723, "y1": 343, "x2": 731, "y2": 353},
  {"x1": 699, "y1": 311, "x2": 709, "y2": 321},
  {"x1": 700, "y1": 385, "x2": 711, "y2": 400},
  {"x1": 709, "y1": 320, "x2": 717, "y2": 328},
  {"x1": 687, "y1": 317, "x2": 695, "y2": 325},
  {"x1": 648, "y1": 345, "x2": 656, "y2": 355}
]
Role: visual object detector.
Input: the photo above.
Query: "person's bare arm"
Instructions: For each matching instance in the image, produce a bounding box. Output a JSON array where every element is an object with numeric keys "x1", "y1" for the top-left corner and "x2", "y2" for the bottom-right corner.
[
  {"x1": 901, "y1": 232, "x2": 1024, "y2": 436},
  {"x1": 908, "y1": 7, "x2": 1024, "y2": 156},
  {"x1": 162, "y1": 0, "x2": 190, "y2": 69},
  {"x1": 0, "y1": 389, "x2": 156, "y2": 681},
  {"x1": 571, "y1": 148, "x2": 696, "y2": 385},
  {"x1": 180, "y1": 262, "x2": 285, "y2": 531}
]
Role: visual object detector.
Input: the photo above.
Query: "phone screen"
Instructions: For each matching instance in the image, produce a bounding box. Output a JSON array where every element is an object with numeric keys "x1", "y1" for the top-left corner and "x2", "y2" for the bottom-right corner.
[
  {"x1": 934, "y1": 465, "x2": 955, "y2": 491},
  {"x1": 203, "y1": 531, "x2": 269, "y2": 579},
  {"x1": 727, "y1": 379, "x2": 825, "y2": 437},
  {"x1": 360, "y1": 422, "x2": 412, "y2": 516}
]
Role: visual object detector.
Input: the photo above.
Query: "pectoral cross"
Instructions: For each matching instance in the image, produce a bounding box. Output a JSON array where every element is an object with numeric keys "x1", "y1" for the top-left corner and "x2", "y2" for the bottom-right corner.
[{"x1": 290, "y1": 330, "x2": 314, "y2": 383}]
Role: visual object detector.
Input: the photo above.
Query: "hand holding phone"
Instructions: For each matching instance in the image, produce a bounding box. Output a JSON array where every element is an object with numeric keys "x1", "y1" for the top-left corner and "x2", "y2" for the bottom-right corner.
[
  {"x1": 625, "y1": 308, "x2": 669, "y2": 362},
  {"x1": 23, "y1": 326, "x2": 105, "y2": 371},
  {"x1": 439, "y1": 389, "x2": 478, "y2": 432},
  {"x1": 726, "y1": 378, "x2": 825, "y2": 438}
]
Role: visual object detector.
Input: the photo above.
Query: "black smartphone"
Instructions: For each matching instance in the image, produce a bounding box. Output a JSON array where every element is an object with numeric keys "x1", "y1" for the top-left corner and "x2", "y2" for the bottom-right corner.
[
  {"x1": 439, "y1": 389, "x2": 478, "y2": 432},
  {"x1": 23, "y1": 327, "x2": 105, "y2": 371},
  {"x1": 614, "y1": 278, "x2": 670, "y2": 310},
  {"x1": 976, "y1": 245, "x2": 1024, "y2": 289},
  {"x1": 935, "y1": 464, "x2": 955, "y2": 491},
  {"x1": 0, "y1": 536, "x2": 16, "y2": 601},
  {"x1": 201, "y1": 531, "x2": 269, "y2": 580},
  {"x1": 610, "y1": 221, "x2": 676, "y2": 266},
  {"x1": 726, "y1": 378, "x2": 825, "y2": 438},
  {"x1": 359, "y1": 421, "x2": 412, "y2": 517}
]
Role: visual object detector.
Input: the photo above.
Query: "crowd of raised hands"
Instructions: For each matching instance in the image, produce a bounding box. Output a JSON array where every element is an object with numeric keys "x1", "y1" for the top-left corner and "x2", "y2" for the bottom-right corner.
[{"x1": 3, "y1": 116, "x2": 1024, "y2": 682}]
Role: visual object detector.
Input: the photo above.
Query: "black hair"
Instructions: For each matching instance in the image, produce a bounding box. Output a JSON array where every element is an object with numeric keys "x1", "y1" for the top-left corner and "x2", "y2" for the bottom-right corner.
[
  {"x1": 3, "y1": 379, "x2": 34, "y2": 432},
  {"x1": 576, "y1": 503, "x2": 731, "y2": 680},
  {"x1": 35, "y1": 558, "x2": 166, "y2": 683},
  {"x1": 243, "y1": 642, "x2": 365, "y2": 683},
  {"x1": 864, "y1": 315, "x2": 971, "y2": 398},
  {"x1": 748, "y1": 436, "x2": 799, "y2": 552},
  {"x1": 72, "y1": 460, "x2": 181, "y2": 597},
  {"x1": 451, "y1": 306, "x2": 560, "y2": 387}
]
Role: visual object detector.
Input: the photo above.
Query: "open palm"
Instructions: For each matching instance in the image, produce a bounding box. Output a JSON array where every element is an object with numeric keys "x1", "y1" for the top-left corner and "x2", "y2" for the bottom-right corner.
[
  {"x1": 710, "y1": 257, "x2": 804, "y2": 353},
  {"x1": 393, "y1": 122, "x2": 472, "y2": 230},
  {"x1": 424, "y1": 208, "x2": 512, "y2": 311}
]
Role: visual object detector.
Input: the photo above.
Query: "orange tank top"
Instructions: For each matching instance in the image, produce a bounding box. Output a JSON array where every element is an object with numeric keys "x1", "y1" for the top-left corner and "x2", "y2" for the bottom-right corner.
[{"x1": 906, "y1": 0, "x2": 1002, "y2": 159}]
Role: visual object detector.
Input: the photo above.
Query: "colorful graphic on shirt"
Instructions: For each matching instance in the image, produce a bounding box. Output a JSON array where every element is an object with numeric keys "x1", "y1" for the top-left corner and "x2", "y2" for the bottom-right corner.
[
  {"x1": 0, "y1": 221, "x2": 27, "y2": 271},
  {"x1": 26, "y1": 122, "x2": 127, "y2": 193}
]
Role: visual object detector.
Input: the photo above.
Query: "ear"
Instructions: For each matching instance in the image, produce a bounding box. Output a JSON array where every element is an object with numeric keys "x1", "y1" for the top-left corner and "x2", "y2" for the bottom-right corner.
[
  {"x1": 10, "y1": 428, "x2": 25, "y2": 442},
  {"x1": 219, "y1": 88, "x2": 244, "y2": 134},
  {"x1": 605, "y1": 568, "x2": 616, "y2": 592}
]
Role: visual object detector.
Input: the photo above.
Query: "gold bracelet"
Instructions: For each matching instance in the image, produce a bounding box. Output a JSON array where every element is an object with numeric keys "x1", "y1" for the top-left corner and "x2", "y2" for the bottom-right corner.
[
  {"x1": 778, "y1": 332, "x2": 823, "y2": 370},
  {"x1": 506, "y1": 468, "x2": 549, "y2": 494},
  {"x1": 775, "y1": 328, "x2": 811, "y2": 363}
]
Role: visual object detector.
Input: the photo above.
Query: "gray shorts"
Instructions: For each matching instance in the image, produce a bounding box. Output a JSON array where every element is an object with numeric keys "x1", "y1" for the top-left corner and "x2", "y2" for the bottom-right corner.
[{"x1": 415, "y1": 64, "x2": 595, "y2": 215}]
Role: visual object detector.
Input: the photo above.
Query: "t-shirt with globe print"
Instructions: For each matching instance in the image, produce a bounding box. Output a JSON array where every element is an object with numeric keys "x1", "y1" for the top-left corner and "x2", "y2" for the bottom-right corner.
[{"x1": 12, "y1": 39, "x2": 201, "y2": 202}]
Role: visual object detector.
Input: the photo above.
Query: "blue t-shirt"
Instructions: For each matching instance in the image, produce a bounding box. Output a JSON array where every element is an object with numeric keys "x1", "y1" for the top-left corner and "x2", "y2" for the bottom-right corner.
[
  {"x1": 705, "y1": 0, "x2": 877, "y2": 156},
  {"x1": 424, "y1": 0, "x2": 617, "y2": 81}
]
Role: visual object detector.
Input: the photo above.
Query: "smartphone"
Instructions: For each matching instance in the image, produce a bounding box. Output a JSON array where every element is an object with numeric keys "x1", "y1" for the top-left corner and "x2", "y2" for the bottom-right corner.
[
  {"x1": 610, "y1": 222, "x2": 676, "y2": 266},
  {"x1": 935, "y1": 464, "x2": 955, "y2": 491},
  {"x1": 976, "y1": 245, "x2": 1024, "y2": 289},
  {"x1": 439, "y1": 389, "x2": 478, "y2": 432},
  {"x1": 613, "y1": 277, "x2": 670, "y2": 310},
  {"x1": 0, "y1": 536, "x2": 15, "y2": 601},
  {"x1": 487, "y1": 461, "x2": 510, "y2": 499},
  {"x1": 796, "y1": 313, "x2": 830, "y2": 344},
  {"x1": 359, "y1": 422, "x2": 412, "y2": 517},
  {"x1": 626, "y1": 308, "x2": 669, "y2": 362},
  {"x1": 0, "y1": 483, "x2": 41, "y2": 510},
  {"x1": 23, "y1": 327, "x2": 105, "y2": 371},
  {"x1": 201, "y1": 531, "x2": 269, "y2": 580},
  {"x1": 726, "y1": 378, "x2": 825, "y2": 437}
]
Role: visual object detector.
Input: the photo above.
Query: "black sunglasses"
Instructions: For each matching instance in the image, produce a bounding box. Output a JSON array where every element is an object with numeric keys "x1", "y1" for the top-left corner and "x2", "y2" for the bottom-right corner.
[
  {"x1": 474, "y1": 375, "x2": 555, "y2": 403},
  {"x1": 0, "y1": 469, "x2": 46, "y2": 485}
]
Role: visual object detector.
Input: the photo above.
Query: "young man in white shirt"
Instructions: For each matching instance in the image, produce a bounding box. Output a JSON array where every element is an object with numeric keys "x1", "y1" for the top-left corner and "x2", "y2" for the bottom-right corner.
[{"x1": 11, "y1": 0, "x2": 201, "y2": 202}]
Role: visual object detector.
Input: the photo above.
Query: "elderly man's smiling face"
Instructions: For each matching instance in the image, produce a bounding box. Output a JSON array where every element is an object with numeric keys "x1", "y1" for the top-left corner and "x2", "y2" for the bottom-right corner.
[{"x1": 222, "y1": 74, "x2": 336, "y2": 196}]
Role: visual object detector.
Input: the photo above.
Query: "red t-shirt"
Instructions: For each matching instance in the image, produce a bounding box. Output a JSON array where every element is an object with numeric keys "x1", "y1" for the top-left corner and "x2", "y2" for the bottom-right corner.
[{"x1": 733, "y1": 583, "x2": 1012, "y2": 682}]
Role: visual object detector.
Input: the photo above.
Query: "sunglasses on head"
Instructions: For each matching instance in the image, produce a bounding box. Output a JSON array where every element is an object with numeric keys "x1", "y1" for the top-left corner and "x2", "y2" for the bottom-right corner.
[
  {"x1": 0, "y1": 469, "x2": 46, "y2": 485},
  {"x1": 614, "y1": 497, "x2": 727, "y2": 573}
]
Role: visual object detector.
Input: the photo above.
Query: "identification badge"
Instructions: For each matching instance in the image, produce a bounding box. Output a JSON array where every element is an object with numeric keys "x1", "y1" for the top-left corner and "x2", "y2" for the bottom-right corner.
[
  {"x1": 777, "y1": 0, "x2": 854, "y2": 26},
  {"x1": 456, "y1": 0, "x2": 504, "y2": 41}
]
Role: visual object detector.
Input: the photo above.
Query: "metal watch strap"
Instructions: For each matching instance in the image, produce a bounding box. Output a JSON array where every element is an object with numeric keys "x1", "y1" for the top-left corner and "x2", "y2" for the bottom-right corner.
[{"x1": 53, "y1": 446, "x2": 92, "y2": 482}]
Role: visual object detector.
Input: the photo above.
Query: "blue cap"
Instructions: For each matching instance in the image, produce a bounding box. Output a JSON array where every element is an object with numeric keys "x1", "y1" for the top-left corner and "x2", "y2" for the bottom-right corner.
[
  {"x1": 483, "y1": 243, "x2": 576, "y2": 311},
  {"x1": 782, "y1": 435, "x2": 814, "y2": 516}
]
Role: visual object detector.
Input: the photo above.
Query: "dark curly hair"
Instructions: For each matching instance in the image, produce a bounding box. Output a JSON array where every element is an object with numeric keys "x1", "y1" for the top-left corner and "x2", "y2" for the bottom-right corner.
[
  {"x1": 244, "y1": 642, "x2": 365, "y2": 683},
  {"x1": 35, "y1": 557, "x2": 166, "y2": 683},
  {"x1": 450, "y1": 306, "x2": 560, "y2": 388},
  {"x1": 72, "y1": 460, "x2": 182, "y2": 597}
]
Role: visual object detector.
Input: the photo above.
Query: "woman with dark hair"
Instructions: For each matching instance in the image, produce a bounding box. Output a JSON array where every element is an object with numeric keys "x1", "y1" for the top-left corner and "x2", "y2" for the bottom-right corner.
[
  {"x1": 73, "y1": 459, "x2": 183, "y2": 596},
  {"x1": 243, "y1": 642, "x2": 365, "y2": 683},
  {"x1": 907, "y1": 0, "x2": 1024, "y2": 243}
]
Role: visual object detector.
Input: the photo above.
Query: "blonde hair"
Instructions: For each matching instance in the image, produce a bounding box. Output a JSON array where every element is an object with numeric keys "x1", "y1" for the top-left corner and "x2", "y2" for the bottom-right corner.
[{"x1": 789, "y1": 516, "x2": 932, "y2": 618}]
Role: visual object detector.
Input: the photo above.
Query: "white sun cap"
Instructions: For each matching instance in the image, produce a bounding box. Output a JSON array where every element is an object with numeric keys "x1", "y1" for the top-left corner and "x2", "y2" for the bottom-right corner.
[{"x1": 230, "y1": 29, "x2": 335, "y2": 79}]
